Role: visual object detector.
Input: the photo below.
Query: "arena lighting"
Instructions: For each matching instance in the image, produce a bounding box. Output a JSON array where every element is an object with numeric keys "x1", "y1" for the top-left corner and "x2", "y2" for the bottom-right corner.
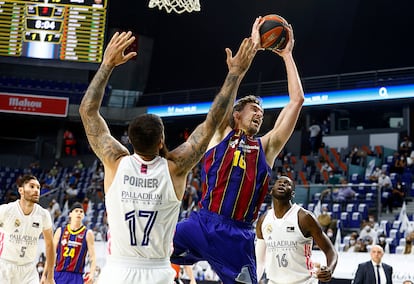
[{"x1": 147, "y1": 84, "x2": 414, "y2": 117}]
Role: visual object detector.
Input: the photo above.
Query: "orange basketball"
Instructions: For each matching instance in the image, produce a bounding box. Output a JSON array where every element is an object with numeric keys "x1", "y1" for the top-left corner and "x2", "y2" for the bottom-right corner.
[{"x1": 259, "y1": 14, "x2": 289, "y2": 50}]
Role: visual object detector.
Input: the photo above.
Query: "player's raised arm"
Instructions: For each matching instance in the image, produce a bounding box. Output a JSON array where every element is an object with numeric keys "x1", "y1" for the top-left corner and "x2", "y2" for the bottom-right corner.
[
  {"x1": 260, "y1": 24, "x2": 305, "y2": 166},
  {"x1": 167, "y1": 37, "x2": 258, "y2": 191},
  {"x1": 79, "y1": 31, "x2": 137, "y2": 168}
]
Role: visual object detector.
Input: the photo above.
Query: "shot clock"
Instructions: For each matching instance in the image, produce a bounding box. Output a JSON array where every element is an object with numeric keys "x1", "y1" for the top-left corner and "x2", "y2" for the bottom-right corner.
[{"x1": 0, "y1": 0, "x2": 108, "y2": 65}]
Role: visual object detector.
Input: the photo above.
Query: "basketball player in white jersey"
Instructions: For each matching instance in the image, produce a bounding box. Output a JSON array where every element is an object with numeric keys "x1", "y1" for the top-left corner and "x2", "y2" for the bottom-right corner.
[
  {"x1": 79, "y1": 31, "x2": 259, "y2": 284},
  {"x1": 0, "y1": 174, "x2": 55, "y2": 284},
  {"x1": 255, "y1": 176, "x2": 338, "y2": 284}
]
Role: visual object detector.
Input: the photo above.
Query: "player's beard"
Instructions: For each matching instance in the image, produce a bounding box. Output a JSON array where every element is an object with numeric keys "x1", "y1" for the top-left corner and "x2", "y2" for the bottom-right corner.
[{"x1": 22, "y1": 190, "x2": 39, "y2": 204}]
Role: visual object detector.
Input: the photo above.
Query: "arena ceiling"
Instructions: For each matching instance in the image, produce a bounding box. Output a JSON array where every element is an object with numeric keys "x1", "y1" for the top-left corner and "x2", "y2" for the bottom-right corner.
[{"x1": 108, "y1": 0, "x2": 414, "y2": 94}]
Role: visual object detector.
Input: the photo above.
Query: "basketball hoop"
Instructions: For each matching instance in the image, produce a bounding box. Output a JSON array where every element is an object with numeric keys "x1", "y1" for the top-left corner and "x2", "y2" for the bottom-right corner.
[{"x1": 148, "y1": 0, "x2": 201, "y2": 14}]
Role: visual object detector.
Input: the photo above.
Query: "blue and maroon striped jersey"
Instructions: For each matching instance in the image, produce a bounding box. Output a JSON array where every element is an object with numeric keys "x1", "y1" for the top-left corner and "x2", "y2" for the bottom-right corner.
[
  {"x1": 55, "y1": 225, "x2": 89, "y2": 273},
  {"x1": 200, "y1": 129, "x2": 271, "y2": 223}
]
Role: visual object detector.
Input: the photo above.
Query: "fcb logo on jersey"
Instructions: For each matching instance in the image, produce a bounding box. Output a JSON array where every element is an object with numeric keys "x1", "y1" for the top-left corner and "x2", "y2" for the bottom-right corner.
[{"x1": 15, "y1": 219, "x2": 21, "y2": 227}]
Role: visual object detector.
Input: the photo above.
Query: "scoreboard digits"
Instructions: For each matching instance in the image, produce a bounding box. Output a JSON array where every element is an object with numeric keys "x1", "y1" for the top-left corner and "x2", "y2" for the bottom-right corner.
[{"x1": 0, "y1": 0, "x2": 107, "y2": 63}]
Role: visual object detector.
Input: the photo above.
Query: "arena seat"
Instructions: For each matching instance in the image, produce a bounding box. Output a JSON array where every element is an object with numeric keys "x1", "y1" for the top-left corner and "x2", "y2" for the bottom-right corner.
[
  {"x1": 395, "y1": 245, "x2": 405, "y2": 254},
  {"x1": 357, "y1": 203, "x2": 368, "y2": 219},
  {"x1": 331, "y1": 203, "x2": 341, "y2": 219},
  {"x1": 349, "y1": 212, "x2": 362, "y2": 228},
  {"x1": 340, "y1": 212, "x2": 350, "y2": 228}
]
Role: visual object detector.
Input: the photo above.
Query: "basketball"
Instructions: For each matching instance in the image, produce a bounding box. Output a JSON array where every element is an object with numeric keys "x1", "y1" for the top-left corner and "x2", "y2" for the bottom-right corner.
[{"x1": 259, "y1": 14, "x2": 289, "y2": 50}]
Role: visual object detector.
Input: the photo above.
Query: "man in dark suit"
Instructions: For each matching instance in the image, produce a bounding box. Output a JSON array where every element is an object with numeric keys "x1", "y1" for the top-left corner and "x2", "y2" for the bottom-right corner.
[{"x1": 353, "y1": 244, "x2": 393, "y2": 284}]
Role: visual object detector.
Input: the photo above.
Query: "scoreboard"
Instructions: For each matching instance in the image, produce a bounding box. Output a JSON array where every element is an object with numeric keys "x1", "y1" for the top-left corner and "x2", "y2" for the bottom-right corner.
[{"x1": 0, "y1": 0, "x2": 108, "y2": 66}]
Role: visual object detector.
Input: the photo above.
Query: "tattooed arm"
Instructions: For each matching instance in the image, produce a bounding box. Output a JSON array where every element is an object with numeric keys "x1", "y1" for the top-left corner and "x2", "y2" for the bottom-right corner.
[
  {"x1": 168, "y1": 37, "x2": 258, "y2": 199},
  {"x1": 79, "y1": 31, "x2": 137, "y2": 191}
]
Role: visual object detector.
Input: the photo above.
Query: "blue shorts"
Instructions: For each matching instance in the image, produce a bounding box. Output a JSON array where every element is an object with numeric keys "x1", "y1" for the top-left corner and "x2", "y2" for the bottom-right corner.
[
  {"x1": 171, "y1": 209, "x2": 257, "y2": 284},
  {"x1": 54, "y1": 271, "x2": 83, "y2": 284}
]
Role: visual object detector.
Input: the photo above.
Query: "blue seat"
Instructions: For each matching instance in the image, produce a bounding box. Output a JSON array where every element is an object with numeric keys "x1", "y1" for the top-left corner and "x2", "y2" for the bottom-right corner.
[
  {"x1": 357, "y1": 182, "x2": 367, "y2": 195},
  {"x1": 350, "y1": 212, "x2": 362, "y2": 228},
  {"x1": 365, "y1": 192, "x2": 375, "y2": 206},
  {"x1": 388, "y1": 229, "x2": 400, "y2": 245},
  {"x1": 390, "y1": 173, "x2": 399, "y2": 187},
  {"x1": 358, "y1": 203, "x2": 368, "y2": 220},
  {"x1": 322, "y1": 203, "x2": 331, "y2": 211},
  {"x1": 346, "y1": 203, "x2": 357, "y2": 213},
  {"x1": 351, "y1": 173, "x2": 360, "y2": 184},
  {"x1": 307, "y1": 203, "x2": 315, "y2": 212},
  {"x1": 340, "y1": 212, "x2": 350, "y2": 228},
  {"x1": 392, "y1": 220, "x2": 401, "y2": 230},
  {"x1": 380, "y1": 220, "x2": 391, "y2": 236},
  {"x1": 332, "y1": 203, "x2": 341, "y2": 219}
]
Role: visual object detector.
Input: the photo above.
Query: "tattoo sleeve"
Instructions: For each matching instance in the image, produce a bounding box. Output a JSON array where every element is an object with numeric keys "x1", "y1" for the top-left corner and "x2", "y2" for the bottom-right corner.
[
  {"x1": 79, "y1": 65, "x2": 127, "y2": 162},
  {"x1": 173, "y1": 72, "x2": 241, "y2": 174}
]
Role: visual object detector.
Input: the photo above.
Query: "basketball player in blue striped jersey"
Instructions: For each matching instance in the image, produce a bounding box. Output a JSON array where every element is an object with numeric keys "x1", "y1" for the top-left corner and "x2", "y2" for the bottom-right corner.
[
  {"x1": 171, "y1": 17, "x2": 305, "y2": 284},
  {"x1": 53, "y1": 202, "x2": 96, "y2": 284},
  {"x1": 79, "y1": 31, "x2": 259, "y2": 284}
]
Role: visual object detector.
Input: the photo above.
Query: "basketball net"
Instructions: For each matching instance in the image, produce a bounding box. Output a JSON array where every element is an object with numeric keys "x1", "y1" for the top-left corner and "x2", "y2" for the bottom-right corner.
[{"x1": 148, "y1": 0, "x2": 201, "y2": 14}]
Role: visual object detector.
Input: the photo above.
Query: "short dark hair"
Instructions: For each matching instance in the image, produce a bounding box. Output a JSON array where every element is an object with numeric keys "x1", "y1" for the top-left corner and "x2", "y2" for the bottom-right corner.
[
  {"x1": 229, "y1": 95, "x2": 262, "y2": 128},
  {"x1": 70, "y1": 202, "x2": 83, "y2": 213},
  {"x1": 128, "y1": 114, "x2": 164, "y2": 156},
  {"x1": 17, "y1": 174, "x2": 38, "y2": 188}
]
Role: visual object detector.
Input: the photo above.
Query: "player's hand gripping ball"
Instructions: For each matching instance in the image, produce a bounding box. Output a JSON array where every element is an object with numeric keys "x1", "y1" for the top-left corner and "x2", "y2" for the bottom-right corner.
[{"x1": 259, "y1": 14, "x2": 289, "y2": 51}]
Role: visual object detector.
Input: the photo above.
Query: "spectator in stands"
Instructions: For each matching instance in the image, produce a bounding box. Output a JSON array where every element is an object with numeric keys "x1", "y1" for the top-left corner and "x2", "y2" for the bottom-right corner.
[
  {"x1": 360, "y1": 214, "x2": 378, "y2": 232},
  {"x1": 36, "y1": 261, "x2": 45, "y2": 280},
  {"x1": 308, "y1": 120, "x2": 321, "y2": 155},
  {"x1": 67, "y1": 171, "x2": 80, "y2": 188},
  {"x1": 404, "y1": 231, "x2": 414, "y2": 254},
  {"x1": 320, "y1": 160, "x2": 332, "y2": 174},
  {"x1": 393, "y1": 151, "x2": 407, "y2": 175},
  {"x1": 321, "y1": 117, "x2": 330, "y2": 136},
  {"x1": 41, "y1": 173, "x2": 57, "y2": 194},
  {"x1": 120, "y1": 129, "x2": 133, "y2": 153},
  {"x1": 327, "y1": 171, "x2": 341, "y2": 186},
  {"x1": 317, "y1": 206, "x2": 333, "y2": 232},
  {"x1": 343, "y1": 232, "x2": 359, "y2": 252},
  {"x1": 391, "y1": 179, "x2": 406, "y2": 207},
  {"x1": 48, "y1": 165, "x2": 59, "y2": 177},
  {"x1": 73, "y1": 159, "x2": 84, "y2": 171},
  {"x1": 347, "y1": 145, "x2": 367, "y2": 166},
  {"x1": 399, "y1": 135, "x2": 412, "y2": 156},
  {"x1": 47, "y1": 198, "x2": 61, "y2": 223},
  {"x1": 326, "y1": 227, "x2": 336, "y2": 244},
  {"x1": 321, "y1": 178, "x2": 356, "y2": 207},
  {"x1": 368, "y1": 166, "x2": 382, "y2": 182},
  {"x1": 359, "y1": 225, "x2": 377, "y2": 245},
  {"x1": 180, "y1": 182, "x2": 198, "y2": 219},
  {"x1": 335, "y1": 178, "x2": 356, "y2": 203},
  {"x1": 378, "y1": 170, "x2": 393, "y2": 213},
  {"x1": 64, "y1": 184, "x2": 79, "y2": 208},
  {"x1": 92, "y1": 226, "x2": 104, "y2": 242},
  {"x1": 354, "y1": 237, "x2": 369, "y2": 253},
  {"x1": 377, "y1": 233, "x2": 387, "y2": 250},
  {"x1": 63, "y1": 129, "x2": 77, "y2": 156}
]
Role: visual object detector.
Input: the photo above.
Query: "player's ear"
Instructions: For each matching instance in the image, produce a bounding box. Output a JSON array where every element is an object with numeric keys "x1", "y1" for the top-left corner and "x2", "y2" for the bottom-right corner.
[{"x1": 18, "y1": 186, "x2": 23, "y2": 196}]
